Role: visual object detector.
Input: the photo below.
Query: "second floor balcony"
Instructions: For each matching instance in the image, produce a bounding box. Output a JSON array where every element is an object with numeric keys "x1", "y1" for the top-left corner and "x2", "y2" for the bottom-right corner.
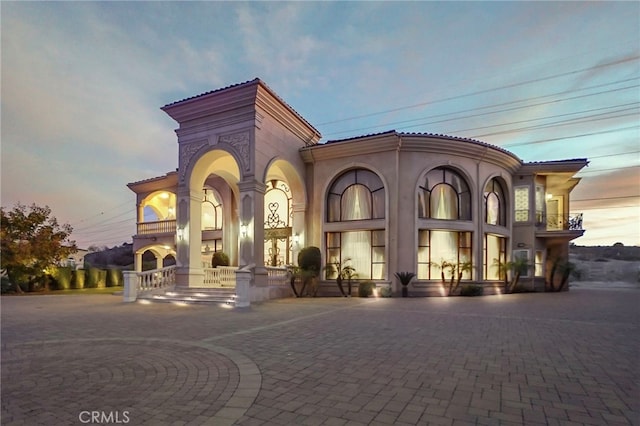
[{"x1": 137, "y1": 219, "x2": 176, "y2": 235}]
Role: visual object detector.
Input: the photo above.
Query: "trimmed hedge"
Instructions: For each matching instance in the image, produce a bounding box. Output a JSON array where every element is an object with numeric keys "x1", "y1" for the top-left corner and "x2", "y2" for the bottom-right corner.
[
  {"x1": 85, "y1": 267, "x2": 107, "y2": 289},
  {"x1": 106, "y1": 268, "x2": 123, "y2": 287},
  {"x1": 72, "y1": 270, "x2": 85, "y2": 289},
  {"x1": 460, "y1": 284, "x2": 484, "y2": 297},
  {"x1": 51, "y1": 267, "x2": 73, "y2": 290}
]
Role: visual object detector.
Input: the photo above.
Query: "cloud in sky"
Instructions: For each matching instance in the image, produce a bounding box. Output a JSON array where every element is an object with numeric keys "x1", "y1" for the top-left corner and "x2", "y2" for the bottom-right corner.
[{"x1": 1, "y1": 1, "x2": 639, "y2": 248}]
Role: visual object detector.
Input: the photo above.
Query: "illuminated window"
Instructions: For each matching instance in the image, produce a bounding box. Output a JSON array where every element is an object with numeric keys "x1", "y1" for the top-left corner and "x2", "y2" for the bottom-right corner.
[
  {"x1": 514, "y1": 186, "x2": 529, "y2": 222},
  {"x1": 327, "y1": 169, "x2": 385, "y2": 222},
  {"x1": 484, "y1": 178, "x2": 506, "y2": 226},
  {"x1": 201, "y1": 189, "x2": 222, "y2": 230},
  {"x1": 418, "y1": 168, "x2": 471, "y2": 220},
  {"x1": 417, "y1": 230, "x2": 472, "y2": 280},
  {"x1": 325, "y1": 168, "x2": 386, "y2": 279},
  {"x1": 484, "y1": 234, "x2": 506, "y2": 280}
]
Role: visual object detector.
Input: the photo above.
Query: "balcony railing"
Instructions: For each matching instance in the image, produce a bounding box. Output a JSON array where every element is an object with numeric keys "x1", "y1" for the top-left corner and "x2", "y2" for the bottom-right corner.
[
  {"x1": 137, "y1": 219, "x2": 176, "y2": 235},
  {"x1": 536, "y1": 213, "x2": 583, "y2": 231}
]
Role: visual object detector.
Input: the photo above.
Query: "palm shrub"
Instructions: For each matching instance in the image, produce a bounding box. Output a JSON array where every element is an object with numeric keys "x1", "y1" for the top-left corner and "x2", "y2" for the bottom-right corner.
[
  {"x1": 394, "y1": 272, "x2": 416, "y2": 297},
  {"x1": 493, "y1": 257, "x2": 530, "y2": 294},
  {"x1": 325, "y1": 259, "x2": 356, "y2": 297}
]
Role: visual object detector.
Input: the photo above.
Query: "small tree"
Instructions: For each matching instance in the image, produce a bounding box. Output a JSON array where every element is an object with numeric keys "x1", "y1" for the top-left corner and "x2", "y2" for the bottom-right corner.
[
  {"x1": 211, "y1": 251, "x2": 230, "y2": 268},
  {"x1": 298, "y1": 246, "x2": 321, "y2": 296},
  {"x1": 1, "y1": 203, "x2": 76, "y2": 292}
]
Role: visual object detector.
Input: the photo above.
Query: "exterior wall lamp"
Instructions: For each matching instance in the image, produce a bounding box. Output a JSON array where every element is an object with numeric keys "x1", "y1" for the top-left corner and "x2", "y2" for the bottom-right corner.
[
  {"x1": 240, "y1": 224, "x2": 248, "y2": 238},
  {"x1": 293, "y1": 234, "x2": 300, "y2": 244},
  {"x1": 176, "y1": 227, "x2": 184, "y2": 241}
]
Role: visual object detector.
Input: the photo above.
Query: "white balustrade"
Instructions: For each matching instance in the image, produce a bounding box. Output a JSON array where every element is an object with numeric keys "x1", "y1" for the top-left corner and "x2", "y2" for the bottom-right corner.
[
  {"x1": 203, "y1": 266, "x2": 238, "y2": 288},
  {"x1": 266, "y1": 266, "x2": 289, "y2": 287},
  {"x1": 137, "y1": 266, "x2": 176, "y2": 293}
]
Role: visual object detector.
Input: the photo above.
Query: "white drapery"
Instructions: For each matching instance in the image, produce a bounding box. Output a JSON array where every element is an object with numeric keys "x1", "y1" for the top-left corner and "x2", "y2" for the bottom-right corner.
[
  {"x1": 342, "y1": 185, "x2": 372, "y2": 220},
  {"x1": 341, "y1": 230, "x2": 372, "y2": 279}
]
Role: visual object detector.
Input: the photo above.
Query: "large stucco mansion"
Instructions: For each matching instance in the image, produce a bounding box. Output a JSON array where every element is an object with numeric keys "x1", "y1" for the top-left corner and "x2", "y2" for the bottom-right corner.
[{"x1": 126, "y1": 78, "x2": 587, "y2": 303}]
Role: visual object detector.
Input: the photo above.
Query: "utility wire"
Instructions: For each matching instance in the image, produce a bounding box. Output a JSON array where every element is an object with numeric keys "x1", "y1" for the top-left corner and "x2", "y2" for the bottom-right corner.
[{"x1": 318, "y1": 56, "x2": 640, "y2": 126}]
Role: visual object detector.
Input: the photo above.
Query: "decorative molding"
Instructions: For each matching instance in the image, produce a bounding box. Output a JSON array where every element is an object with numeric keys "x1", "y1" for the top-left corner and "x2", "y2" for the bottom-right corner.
[
  {"x1": 220, "y1": 131, "x2": 251, "y2": 172},
  {"x1": 179, "y1": 141, "x2": 207, "y2": 182}
]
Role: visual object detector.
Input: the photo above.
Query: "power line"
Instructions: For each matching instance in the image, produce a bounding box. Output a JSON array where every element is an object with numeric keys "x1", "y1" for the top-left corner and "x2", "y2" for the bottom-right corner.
[
  {"x1": 323, "y1": 79, "x2": 640, "y2": 137},
  {"x1": 318, "y1": 56, "x2": 640, "y2": 126},
  {"x1": 572, "y1": 195, "x2": 640, "y2": 202},
  {"x1": 500, "y1": 126, "x2": 639, "y2": 148}
]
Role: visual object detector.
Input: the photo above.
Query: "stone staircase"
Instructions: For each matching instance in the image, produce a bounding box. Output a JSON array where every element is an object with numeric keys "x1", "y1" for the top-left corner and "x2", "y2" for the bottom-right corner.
[{"x1": 137, "y1": 287, "x2": 237, "y2": 305}]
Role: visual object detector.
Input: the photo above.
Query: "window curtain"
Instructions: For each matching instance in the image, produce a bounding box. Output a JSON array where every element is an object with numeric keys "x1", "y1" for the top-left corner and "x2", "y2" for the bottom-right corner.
[
  {"x1": 430, "y1": 230, "x2": 457, "y2": 278},
  {"x1": 487, "y1": 193, "x2": 499, "y2": 225},
  {"x1": 431, "y1": 185, "x2": 457, "y2": 219},
  {"x1": 342, "y1": 231, "x2": 371, "y2": 279},
  {"x1": 342, "y1": 185, "x2": 372, "y2": 220}
]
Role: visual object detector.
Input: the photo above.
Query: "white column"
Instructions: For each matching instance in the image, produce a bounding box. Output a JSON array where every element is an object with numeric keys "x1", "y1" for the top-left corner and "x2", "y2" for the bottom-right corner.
[
  {"x1": 237, "y1": 180, "x2": 268, "y2": 298},
  {"x1": 175, "y1": 186, "x2": 204, "y2": 287},
  {"x1": 292, "y1": 202, "x2": 306, "y2": 266}
]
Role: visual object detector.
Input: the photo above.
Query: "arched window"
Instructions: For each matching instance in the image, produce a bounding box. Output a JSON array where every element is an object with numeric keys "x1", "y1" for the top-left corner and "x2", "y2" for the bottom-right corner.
[
  {"x1": 418, "y1": 168, "x2": 471, "y2": 220},
  {"x1": 264, "y1": 180, "x2": 293, "y2": 266},
  {"x1": 327, "y1": 169, "x2": 385, "y2": 222},
  {"x1": 201, "y1": 189, "x2": 222, "y2": 230},
  {"x1": 484, "y1": 178, "x2": 506, "y2": 226},
  {"x1": 325, "y1": 168, "x2": 386, "y2": 280}
]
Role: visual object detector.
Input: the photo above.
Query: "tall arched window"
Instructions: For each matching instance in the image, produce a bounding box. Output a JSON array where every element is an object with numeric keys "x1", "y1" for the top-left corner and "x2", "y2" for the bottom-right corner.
[
  {"x1": 484, "y1": 178, "x2": 506, "y2": 226},
  {"x1": 264, "y1": 180, "x2": 293, "y2": 267},
  {"x1": 201, "y1": 189, "x2": 222, "y2": 230},
  {"x1": 325, "y1": 168, "x2": 386, "y2": 280},
  {"x1": 417, "y1": 168, "x2": 471, "y2": 220}
]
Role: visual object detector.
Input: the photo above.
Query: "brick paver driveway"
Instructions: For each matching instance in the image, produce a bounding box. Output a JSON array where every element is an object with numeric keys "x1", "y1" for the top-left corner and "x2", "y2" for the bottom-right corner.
[{"x1": 2, "y1": 286, "x2": 638, "y2": 425}]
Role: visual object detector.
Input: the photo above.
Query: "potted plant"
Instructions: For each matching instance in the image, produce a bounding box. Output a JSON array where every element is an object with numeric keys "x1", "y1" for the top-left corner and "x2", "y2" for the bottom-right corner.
[{"x1": 394, "y1": 272, "x2": 416, "y2": 297}]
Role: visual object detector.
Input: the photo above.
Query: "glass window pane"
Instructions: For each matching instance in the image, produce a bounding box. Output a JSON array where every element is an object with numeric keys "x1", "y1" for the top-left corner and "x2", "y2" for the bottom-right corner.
[
  {"x1": 356, "y1": 169, "x2": 384, "y2": 191},
  {"x1": 515, "y1": 186, "x2": 529, "y2": 221},
  {"x1": 372, "y1": 230, "x2": 385, "y2": 246},
  {"x1": 342, "y1": 231, "x2": 372, "y2": 279},
  {"x1": 372, "y1": 264, "x2": 384, "y2": 280},
  {"x1": 431, "y1": 185, "x2": 458, "y2": 219},
  {"x1": 417, "y1": 263, "x2": 429, "y2": 280},
  {"x1": 372, "y1": 190, "x2": 385, "y2": 218},
  {"x1": 342, "y1": 185, "x2": 372, "y2": 220},
  {"x1": 418, "y1": 230, "x2": 429, "y2": 247},
  {"x1": 328, "y1": 194, "x2": 340, "y2": 222}
]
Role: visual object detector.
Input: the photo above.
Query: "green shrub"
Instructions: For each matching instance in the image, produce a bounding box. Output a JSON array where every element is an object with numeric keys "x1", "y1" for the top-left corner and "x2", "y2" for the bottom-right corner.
[
  {"x1": 106, "y1": 268, "x2": 123, "y2": 287},
  {"x1": 71, "y1": 269, "x2": 85, "y2": 289},
  {"x1": 50, "y1": 266, "x2": 73, "y2": 290},
  {"x1": 1, "y1": 276, "x2": 14, "y2": 294},
  {"x1": 298, "y1": 247, "x2": 321, "y2": 275},
  {"x1": 460, "y1": 284, "x2": 484, "y2": 296},
  {"x1": 358, "y1": 281, "x2": 376, "y2": 297},
  {"x1": 85, "y1": 267, "x2": 107, "y2": 288},
  {"x1": 211, "y1": 252, "x2": 230, "y2": 268},
  {"x1": 378, "y1": 286, "x2": 392, "y2": 297}
]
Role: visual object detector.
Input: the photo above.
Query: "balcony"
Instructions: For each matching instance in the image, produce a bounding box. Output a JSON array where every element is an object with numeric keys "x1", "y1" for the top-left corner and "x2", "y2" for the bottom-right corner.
[
  {"x1": 535, "y1": 213, "x2": 584, "y2": 241},
  {"x1": 136, "y1": 219, "x2": 176, "y2": 235}
]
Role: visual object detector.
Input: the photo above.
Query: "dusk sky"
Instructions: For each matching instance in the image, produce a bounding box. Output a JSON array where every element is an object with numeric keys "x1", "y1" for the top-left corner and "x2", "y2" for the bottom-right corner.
[{"x1": 2, "y1": 1, "x2": 639, "y2": 249}]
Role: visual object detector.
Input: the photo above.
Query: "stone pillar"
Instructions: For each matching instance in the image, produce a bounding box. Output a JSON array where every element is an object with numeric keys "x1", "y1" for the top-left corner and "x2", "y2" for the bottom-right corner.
[
  {"x1": 123, "y1": 271, "x2": 138, "y2": 302},
  {"x1": 238, "y1": 180, "x2": 268, "y2": 300},
  {"x1": 135, "y1": 253, "x2": 143, "y2": 273},
  {"x1": 234, "y1": 268, "x2": 251, "y2": 308},
  {"x1": 175, "y1": 187, "x2": 204, "y2": 287},
  {"x1": 156, "y1": 256, "x2": 163, "y2": 270}
]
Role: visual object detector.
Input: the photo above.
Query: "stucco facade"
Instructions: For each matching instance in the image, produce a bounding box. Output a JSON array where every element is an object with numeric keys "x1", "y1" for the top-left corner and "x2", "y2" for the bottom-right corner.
[{"x1": 128, "y1": 79, "x2": 587, "y2": 299}]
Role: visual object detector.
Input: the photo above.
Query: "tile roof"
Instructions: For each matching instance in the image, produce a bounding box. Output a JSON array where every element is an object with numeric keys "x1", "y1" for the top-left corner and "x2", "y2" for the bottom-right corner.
[
  {"x1": 162, "y1": 78, "x2": 321, "y2": 137},
  {"x1": 323, "y1": 130, "x2": 517, "y2": 157}
]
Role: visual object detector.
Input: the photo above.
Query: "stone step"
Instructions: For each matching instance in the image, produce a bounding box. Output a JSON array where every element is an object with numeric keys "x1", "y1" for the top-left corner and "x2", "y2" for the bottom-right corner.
[{"x1": 138, "y1": 287, "x2": 237, "y2": 305}]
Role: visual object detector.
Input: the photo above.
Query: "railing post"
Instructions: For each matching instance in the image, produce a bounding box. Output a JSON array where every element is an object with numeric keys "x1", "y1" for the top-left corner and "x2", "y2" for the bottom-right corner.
[
  {"x1": 234, "y1": 268, "x2": 252, "y2": 308},
  {"x1": 123, "y1": 271, "x2": 138, "y2": 302}
]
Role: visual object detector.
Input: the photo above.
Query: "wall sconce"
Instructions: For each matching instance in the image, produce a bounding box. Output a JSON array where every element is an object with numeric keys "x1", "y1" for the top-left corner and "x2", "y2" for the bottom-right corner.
[
  {"x1": 240, "y1": 224, "x2": 248, "y2": 238},
  {"x1": 293, "y1": 234, "x2": 300, "y2": 244},
  {"x1": 176, "y1": 227, "x2": 184, "y2": 241}
]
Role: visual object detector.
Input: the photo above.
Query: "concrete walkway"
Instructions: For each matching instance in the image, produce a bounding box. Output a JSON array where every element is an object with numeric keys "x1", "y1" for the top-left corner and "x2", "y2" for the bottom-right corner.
[{"x1": 1, "y1": 286, "x2": 638, "y2": 425}]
